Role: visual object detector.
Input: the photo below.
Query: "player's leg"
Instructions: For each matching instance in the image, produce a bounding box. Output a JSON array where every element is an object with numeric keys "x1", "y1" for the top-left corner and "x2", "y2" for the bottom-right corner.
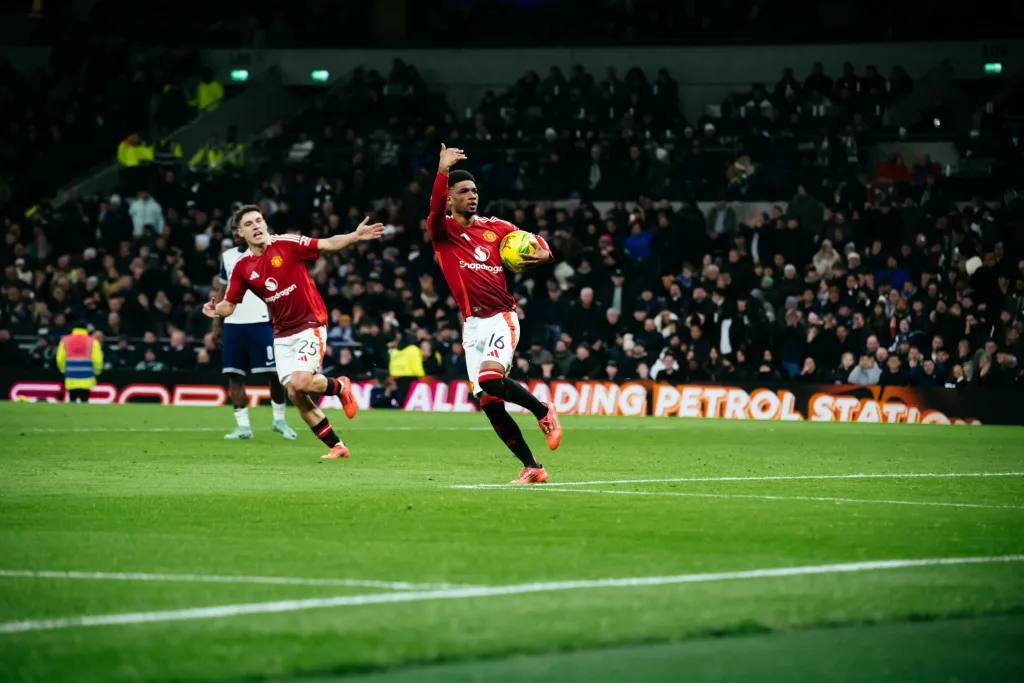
[
  {"x1": 221, "y1": 324, "x2": 254, "y2": 440},
  {"x1": 252, "y1": 322, "x2": 297, "y2": 440},
  {"x1": 297, "y1": 328, "x2": 357, "y2": 419},
  {"x1": 225, "y1": 374, "x2": 254, "y2": 439},
  {"x1": 277, "y1": 329, "x2": 348, "y2": 458},
  {"x1": 480, "y1": 395, "x2": 548, "y2": 483},
  {"x1": 285, "y1": 372, "x2": 348, "y2": 459},
  {"x1": 474, "y1": 313, "x2": 561, "y2": 450},
  {"x1": 267, "y1": 374, "x2": 297, "y2": 439},
  {"x1": 466, "y1": 318, "x2": 550, "y2": 482}
]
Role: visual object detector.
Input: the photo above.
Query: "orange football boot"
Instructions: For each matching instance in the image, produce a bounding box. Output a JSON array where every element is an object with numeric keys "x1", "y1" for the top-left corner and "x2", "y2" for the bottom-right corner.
[
  {"x1": 538, "y1": 403, "x2": 562, "y2": 450},
  {"x1": 321, "y1": 443, "x2": 350, "y2": 459},
  {"x1": 339, "y1": 376, "x2": 357, "y2": 419},
  {"x1": 510, "y1": 466, "x2": 549, "y2": 484}
]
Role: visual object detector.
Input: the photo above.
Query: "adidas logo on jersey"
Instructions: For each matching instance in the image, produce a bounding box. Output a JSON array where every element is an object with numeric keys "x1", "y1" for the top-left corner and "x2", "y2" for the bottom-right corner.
[
  {"x1": 250, "y1": 271, "x2": 259, "y2": 280},
  {"x1": 487, "y1": 349, "x2": 501, "y2": 359}
]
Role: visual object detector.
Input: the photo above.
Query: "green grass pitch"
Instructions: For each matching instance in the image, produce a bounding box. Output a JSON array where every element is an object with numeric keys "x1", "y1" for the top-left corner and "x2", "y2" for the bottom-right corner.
[{"x1": 0, "y1": 402, "x2": 1023, "y2": 682}]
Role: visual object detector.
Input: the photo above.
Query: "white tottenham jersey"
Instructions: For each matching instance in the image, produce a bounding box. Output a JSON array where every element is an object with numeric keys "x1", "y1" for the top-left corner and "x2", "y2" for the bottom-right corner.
[{"x1": 219, "y1": 247, "x2": 271, "y2": 324}]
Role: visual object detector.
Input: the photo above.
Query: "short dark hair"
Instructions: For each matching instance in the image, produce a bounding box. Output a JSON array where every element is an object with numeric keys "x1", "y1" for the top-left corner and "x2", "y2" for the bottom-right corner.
[
  {"x1": 448, "y1": 170, "x2": 475, "y2": 188},
  {"x1": 231, "y1": 204, "x2": 262, "y2": 228}
]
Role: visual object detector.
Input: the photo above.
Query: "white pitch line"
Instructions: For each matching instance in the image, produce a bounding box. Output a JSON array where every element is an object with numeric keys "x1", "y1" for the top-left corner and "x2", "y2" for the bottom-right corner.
[
  {"x1": 0, "y1": 570, "x2": 469, "y2": 591},
  {"x1": 452, "y1": 471, "x2": 1024, "y2": 489},
  {"x1": 516, "y1": 487, "x2": 1024, "y2": 510},
  {"x1": 1, "y1": 555, "x2": 1021, "y2": 635}
]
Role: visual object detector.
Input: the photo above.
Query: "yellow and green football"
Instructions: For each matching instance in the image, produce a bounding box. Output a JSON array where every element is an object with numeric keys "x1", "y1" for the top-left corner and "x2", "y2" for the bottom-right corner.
[{"x1": 499, "y1": 231, "x2": 536, "y2": 273}]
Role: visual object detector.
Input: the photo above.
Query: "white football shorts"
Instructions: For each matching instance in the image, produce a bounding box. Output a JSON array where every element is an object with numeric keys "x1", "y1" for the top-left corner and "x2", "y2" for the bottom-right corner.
[
  {"x1": 463, "y1": 311, "x2": 520, "y2": 397},
  {"x1": 275, "y1": 325, "x2": 326, "y2": 385}
]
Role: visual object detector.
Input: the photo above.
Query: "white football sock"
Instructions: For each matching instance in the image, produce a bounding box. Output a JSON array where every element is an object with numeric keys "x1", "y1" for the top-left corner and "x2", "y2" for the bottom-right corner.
[
  {"x1": 234, "y1": 407, "x2": 250, "y2": 429},
  {"x1": 271, "y1": 401, "x2": 286, "y2": 422}
]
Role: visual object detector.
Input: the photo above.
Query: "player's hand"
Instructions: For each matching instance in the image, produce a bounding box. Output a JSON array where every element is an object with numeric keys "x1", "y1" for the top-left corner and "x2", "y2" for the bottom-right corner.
[
  {"x1": 438, "y1": 143, "x2": 467, "y2": 173},
  {"x1": 355, "y1": 217, "x2": 385, "y2": 240},
  {"x1": 202, "y1": 296, "x2": 218, "y2": 319},
  {"x1": 519, "y1": 236, "x2": 552, "y2": 266}
]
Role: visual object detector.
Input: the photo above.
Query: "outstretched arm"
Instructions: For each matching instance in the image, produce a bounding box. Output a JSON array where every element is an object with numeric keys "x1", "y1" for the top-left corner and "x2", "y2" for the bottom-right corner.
[
  {"x1": 427, "y1": 144, "x2": 467, "y2": 241},
  {"x1": 317, "y1": 217, "x2": 385, "y2": 252},
  {"x1": 205, "y1": 265, "x2": 246, "y2": 319}
]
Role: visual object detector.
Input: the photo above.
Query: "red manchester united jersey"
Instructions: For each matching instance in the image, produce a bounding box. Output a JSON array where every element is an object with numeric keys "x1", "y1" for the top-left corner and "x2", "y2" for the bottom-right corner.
[
  {"x1": 225, "y1": 235, "x2": 327, "y2": 337},
  {"x1": 426, "y1": 172, "x2": 549, "y2": 319}
]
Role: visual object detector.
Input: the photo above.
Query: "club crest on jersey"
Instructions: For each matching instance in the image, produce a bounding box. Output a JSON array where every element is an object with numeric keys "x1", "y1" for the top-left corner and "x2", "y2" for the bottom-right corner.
[
  {"x1": 482, "y1": 230, "x2": 497, "y2": 242},
  {"x1": 265, "y1": 277, "x2": 279, "y2": 292},
  {"x1": 270, "y1": 255, "x2": 283, "y2": 267},
  {"x1": 473, "y1": 245, "x2": 490, "y2": 262},
  {"x1": 249, "y1": 271, "x2": 259, "y2": 280}
]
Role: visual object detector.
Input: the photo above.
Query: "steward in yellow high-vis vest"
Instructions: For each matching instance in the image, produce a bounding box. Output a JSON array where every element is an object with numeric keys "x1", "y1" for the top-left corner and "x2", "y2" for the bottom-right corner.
[
  {"x1": 189, "y1": 134, "x2": 226, "y2": 175},
  {"x1": 388, "y1": 343, "x2": 425, "y2": 378},
  {"x1": 56, "y1": 327, "x2": 103, "y2": 402},
  {"x1": 193, "y1": 68, "x2": 225, "y2": 113}
]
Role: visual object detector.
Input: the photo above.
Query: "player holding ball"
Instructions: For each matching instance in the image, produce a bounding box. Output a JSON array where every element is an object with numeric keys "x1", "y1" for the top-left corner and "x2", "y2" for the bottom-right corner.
[{"x1": 427, "y1": 144, "x2": 562, "y2": 484}]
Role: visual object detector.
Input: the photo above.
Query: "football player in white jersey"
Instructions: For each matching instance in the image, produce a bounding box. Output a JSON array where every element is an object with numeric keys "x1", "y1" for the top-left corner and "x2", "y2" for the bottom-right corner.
[{"x1": 212, "y1": 230, "x2": 297, "y2": 440}]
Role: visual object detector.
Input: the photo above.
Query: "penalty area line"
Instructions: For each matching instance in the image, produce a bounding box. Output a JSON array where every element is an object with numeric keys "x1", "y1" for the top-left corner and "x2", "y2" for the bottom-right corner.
[
  {"x1": 452, "y1": 471, "x2": 1024, "y2": 489},
  {"x1": 0, "y1": 570, "x2": 472, "y2": 592},
  {"x1": 1, "y1": 555, "x2": 1022, "y2": 634}
]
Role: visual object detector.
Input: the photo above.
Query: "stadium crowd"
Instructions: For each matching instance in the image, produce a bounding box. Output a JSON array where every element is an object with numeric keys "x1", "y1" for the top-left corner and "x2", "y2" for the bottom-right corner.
[{"x1": 2, "y1": 60, "x2": 1023, "y2": 391}]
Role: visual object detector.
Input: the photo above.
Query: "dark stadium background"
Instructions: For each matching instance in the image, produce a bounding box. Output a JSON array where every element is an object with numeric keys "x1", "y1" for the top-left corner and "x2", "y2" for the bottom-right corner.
[{"x1": 0, "y1": 0, "x2": 1021, "y2": 397}]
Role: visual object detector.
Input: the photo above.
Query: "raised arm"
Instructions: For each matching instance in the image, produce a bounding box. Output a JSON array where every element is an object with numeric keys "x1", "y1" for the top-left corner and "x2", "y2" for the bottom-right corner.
[
  {"x1": 427, "y1": 144, "x2": 467, "y2": 241},
  {"x1": 317, "y1": 217, "x2": 385, "y2": 252}
]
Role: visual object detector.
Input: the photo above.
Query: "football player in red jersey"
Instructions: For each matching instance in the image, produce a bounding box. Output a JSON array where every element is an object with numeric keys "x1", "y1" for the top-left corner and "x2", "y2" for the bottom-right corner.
[
  {"x1": 428, "y1": 144, "x2": 562, "y2": 484},
  {"x1": 203, "y1": 205, "x2": 384, "y2": 459}
]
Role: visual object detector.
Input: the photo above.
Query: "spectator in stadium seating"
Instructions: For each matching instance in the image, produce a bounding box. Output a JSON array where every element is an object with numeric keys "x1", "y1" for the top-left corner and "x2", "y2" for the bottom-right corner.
[
  {"x1": 567, "y1": 344, "x2": 598, "y2": 380},
  {"x1": 135, "y1": 345, "x2": 168, "y2": 372},
  {"x1": 28, "y1": 336, "x2": 57, "y2": 369},
  {"x1": 829, "y1": 351, "x2": 856, "y2": 384},
  {"x1": 848, "y1": 354, "x2": 882, "y2": 385},
  {"x1": 705, "y1": 198, "x2": 737, "y2": 241},
  {"x1": 369, "y1": 374, "x2": 401, "y2": 409},
  {"x1": 910, "y1": 154, "x2": 942, "y2": 186},
  {"x1": 796, "y1": 357, "x2": 820, "y2": 383},
  {"x1": 129, "y1": 189, "x2": 164, "y2": 237},
  {"x1": 881, "y1": 355, "x2": 908, "y2": 386},
  {"x1": 911, "y1": 357, "x2": 945, "y2": 387},
  {"x1": 420, "y1": 340, "x2": 442, "y2": 376},
  {"x1": 812, "y1": 239, "x2": 841, "y2": 278},
  {"x1": 804, "y1": 62, "x2": 833, "y2": 96},
  {"x1": 336, "y1": 347, "x2": 366, "y2": 381},
  {"x1": 164, "y1": 330, "x2": 195, "y2": 371},
  {"x1": 874, "y1": 153, "x2": 911, "y2": 185},
  {"x1": 623, "y1": 222, "x2": 653, "y2": 262}
]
